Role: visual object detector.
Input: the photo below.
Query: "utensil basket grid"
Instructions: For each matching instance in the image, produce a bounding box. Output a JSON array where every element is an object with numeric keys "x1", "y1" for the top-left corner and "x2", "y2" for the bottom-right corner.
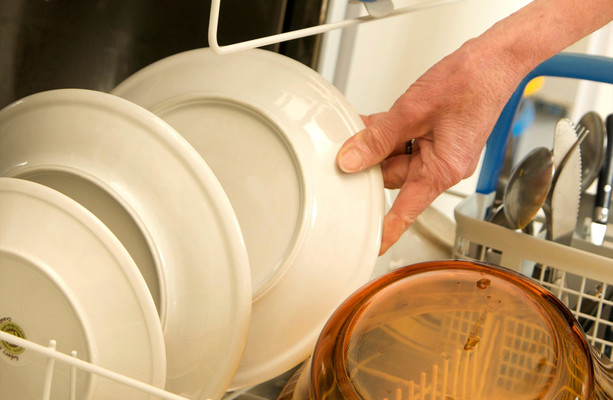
[{"x1": 454, "y1": 192, "x2": 613, "y2": 356}]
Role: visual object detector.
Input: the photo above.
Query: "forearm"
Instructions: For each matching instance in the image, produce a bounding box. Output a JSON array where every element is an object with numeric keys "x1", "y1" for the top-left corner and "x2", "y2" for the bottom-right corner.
[
  {"x1": 338, "y1": 0, "x2": 613, "y2": 254},
  {"x1": 463, "y1": 0, "x2": 613, "y2": 89}
]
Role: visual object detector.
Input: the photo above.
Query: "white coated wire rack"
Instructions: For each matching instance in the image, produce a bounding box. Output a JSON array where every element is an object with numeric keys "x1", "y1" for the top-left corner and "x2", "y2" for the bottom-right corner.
[
  {"x1": 0, "y1": 330, "x2": 191, "y2": 400},
  {"x1": 207, "y1": 0, "x2": 465, "y2": 55},
  {"x1": 2, "y1": 2, "x2": 468, "y2": 399},
  {"x1": 454, "y1": 192, "x2": 613, "y2": 357}
]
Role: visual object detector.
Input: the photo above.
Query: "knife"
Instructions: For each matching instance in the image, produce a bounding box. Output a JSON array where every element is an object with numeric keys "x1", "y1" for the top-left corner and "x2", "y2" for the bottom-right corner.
[
  {"x1": 590, "y1": 114, "x2": 613, "y2": 245},
  {"x1": 547, "y1": 118, "x2": 583, "y2": 245},
  {"x1": 534, "y1": 119, "x2": 583, "y2": 285}
]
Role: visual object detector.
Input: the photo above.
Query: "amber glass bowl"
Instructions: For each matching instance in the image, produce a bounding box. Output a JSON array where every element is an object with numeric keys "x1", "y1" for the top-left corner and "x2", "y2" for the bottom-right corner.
[{"x1": 279, "y1": 260, "x2": 613, "y2": 400}]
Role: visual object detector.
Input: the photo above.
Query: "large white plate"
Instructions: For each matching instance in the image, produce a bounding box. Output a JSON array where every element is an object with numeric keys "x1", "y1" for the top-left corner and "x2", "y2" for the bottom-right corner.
[
  {"x1": 113, "y1": 48, "x2": 384, "y2": 389},
  {"x1": 0, "y1": 89, "x2": 251, "y2": 399},
  {"x1": 0, "y1": 177, "x2": 165, "y2": 399}
]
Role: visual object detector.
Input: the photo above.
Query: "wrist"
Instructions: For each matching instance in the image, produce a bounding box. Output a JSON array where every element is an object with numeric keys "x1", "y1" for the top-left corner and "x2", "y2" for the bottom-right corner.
[{"x1": 465, "y1": 0, "x2": 613, "y2": 89}]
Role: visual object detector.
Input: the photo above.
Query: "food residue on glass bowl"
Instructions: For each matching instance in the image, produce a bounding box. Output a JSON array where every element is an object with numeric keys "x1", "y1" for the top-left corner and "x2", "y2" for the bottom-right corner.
[{"x1": 476, "y1": 278, "x2": 491, "y2": 289}]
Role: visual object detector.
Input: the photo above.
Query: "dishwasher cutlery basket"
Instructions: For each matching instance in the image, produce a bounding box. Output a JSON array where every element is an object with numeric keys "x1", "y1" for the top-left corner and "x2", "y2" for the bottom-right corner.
[
  {"x1": 455, "y1": 52, "x2": 613, "y2": 356},
  {"x1": 454, "y1": 192, "x2": 613, "y2": 355}
]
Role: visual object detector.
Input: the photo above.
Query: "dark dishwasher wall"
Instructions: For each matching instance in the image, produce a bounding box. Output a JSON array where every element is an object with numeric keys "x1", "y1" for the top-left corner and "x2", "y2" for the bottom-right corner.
[{"x1": 0, "y1": 0, "x2": 327, "y2": 109}]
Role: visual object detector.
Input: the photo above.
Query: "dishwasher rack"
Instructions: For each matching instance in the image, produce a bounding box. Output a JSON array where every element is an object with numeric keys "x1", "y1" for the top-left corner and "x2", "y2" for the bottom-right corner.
[
  {"x1": 0, "y1": 330, "x2": 189, "y2": 400},
  {"x1": 207, "y1": 0, "x2": 465, "y2": 55},
  {"x1": 455, "y1": 52, "x2": 613, "y2": 359},
  {"x1": 454, "y1": 192, "x2": 613, "y2": 356},
  {"x1": 458, "y1": 52, "x2": 613, "y2": 356},
  {"x1": 1, "y1": 2, "x2": 465, "y2": 399}
]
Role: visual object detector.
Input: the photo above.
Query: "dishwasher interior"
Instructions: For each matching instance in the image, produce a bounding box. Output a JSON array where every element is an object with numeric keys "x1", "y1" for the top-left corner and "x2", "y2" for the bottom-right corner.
[{"x1": 1, "y1": 1, "x2": 613, "y2": 399}]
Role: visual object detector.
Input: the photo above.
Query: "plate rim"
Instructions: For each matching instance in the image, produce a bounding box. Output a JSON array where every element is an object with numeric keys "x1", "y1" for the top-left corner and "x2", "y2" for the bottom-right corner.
[
  {"x1": 150, "y1": 91, "x2": 312, "y2": 299},
  {"x1": 112, "y1": 48, "x2": 384, "y2": 389},
  {"x1": 0, "y1": 176, "x2": 166, "y2": 397},
  {"x1": 0, "y1": 89, "x2": 252, "y2": 399}
]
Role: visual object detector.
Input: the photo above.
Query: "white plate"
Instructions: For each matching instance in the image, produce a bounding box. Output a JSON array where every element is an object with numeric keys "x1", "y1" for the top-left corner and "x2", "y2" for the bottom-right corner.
[
  {"x1": 0, "y1": 89, "x2": 251, "y2": 400},
  {"x1": 0, "y1": 177, "x2": 165, "y2": 399},
  {"x1": 113, "y1": 48, "x2": 384, "y2": 388}
]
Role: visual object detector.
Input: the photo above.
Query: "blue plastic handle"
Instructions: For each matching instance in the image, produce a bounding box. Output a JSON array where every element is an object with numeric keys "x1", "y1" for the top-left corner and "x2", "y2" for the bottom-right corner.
[{"x1": 476, "y1": 53, "x2": 613, "y2": 194}]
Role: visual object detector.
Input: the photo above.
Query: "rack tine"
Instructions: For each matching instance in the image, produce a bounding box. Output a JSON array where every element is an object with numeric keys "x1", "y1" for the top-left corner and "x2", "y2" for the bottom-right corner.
[
  {"x1": 42, "y1": 340, "x2": 57, "y2": 400},
  {"x1": 70, "y1": 350, "x2": 78, "y2": 400},
  {"x1": 0, "y1": 330, "x2": 191, "y2": 400}
]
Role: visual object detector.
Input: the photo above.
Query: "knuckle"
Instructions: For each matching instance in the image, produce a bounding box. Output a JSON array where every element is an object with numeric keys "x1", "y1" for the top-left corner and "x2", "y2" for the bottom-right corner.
[
  {"x1": 414, "y1": 154, "x2": 468, "y2": 193},
  {"x1": 434, "y1": 158, "x2": 474, "y2": 190},
  {"x1": 360, "y1": 124, "x2": 398, "y2": 158},
  {"x1": 417, "y1": 137, "x2": 480, "y2": 191}
]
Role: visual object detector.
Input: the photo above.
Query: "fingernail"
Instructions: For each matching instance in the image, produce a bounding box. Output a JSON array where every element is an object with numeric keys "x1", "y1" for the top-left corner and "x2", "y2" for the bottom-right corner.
[{"x1": 338, "y1": 148, "x2": 364, "y2": 172}]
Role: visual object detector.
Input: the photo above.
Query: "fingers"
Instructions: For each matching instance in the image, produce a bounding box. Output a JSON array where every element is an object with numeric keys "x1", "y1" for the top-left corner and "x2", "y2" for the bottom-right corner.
[
  {"x1": 380, "y1": 154, "x2": 412, "y2": 189},
  {"x1": 337, "y1": 111, "x2": 424, "y2": 173},
  {"x1": 379, "y1": 176, "x2": 440, "y2": 255},
  {"x1": 336, "y1": 130, "x2": 394, "y2": 173}
]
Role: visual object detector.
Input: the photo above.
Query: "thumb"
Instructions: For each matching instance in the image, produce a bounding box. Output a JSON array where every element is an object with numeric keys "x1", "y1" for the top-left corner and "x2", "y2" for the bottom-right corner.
[{"x1": 336, "y1": 122, "x2": 399, "y2": 173}]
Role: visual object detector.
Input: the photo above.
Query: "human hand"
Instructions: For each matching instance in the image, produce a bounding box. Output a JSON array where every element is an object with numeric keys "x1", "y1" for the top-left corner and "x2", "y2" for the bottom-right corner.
[
  {"x1": 335, "y1": 0, "x2": 613, "y2": 255},
  {"x1": 336, "y1": 39, "x2": 524, "y2": 255}
]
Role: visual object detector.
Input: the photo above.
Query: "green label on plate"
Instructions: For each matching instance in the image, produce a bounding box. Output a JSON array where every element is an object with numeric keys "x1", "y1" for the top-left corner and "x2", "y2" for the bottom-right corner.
[{"x1": 0, "y1": 317, "x2": 26, "y2": 360}]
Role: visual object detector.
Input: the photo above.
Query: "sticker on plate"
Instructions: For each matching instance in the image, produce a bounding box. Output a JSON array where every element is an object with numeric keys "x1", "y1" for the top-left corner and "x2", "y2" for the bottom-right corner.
[{"x1": 0, "y1": 317, "x2": 26, "y2": 361}]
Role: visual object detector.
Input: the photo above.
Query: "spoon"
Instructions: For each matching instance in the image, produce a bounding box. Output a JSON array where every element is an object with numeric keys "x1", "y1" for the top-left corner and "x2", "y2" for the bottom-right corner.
[
  {"x1": 480, "y1": 147, "x2": 553, "y2": 265},
  {"x1": 502, "y1": 147, "x2": 555, "y2": 230},
  {"x1": 578, "y1": 111, "x2": 606, "y2": 191}
]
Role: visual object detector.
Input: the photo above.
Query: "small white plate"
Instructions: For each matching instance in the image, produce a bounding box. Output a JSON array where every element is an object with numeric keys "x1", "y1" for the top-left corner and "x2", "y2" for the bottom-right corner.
[
  {"x1": 113, "y1": 48, "x2": 384, "y2": 389},
  {"x1": 0, "y1": 89, "x2": 251, "y2": 399},
  {"x1": 0, "y1": 177, "x2": 165, "y2": 399}
]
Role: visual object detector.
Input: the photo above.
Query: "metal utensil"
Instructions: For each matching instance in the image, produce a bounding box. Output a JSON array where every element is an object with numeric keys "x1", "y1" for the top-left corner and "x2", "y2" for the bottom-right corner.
[
  {"x1": 362, "y1": 0, "x2": 394, "y2": 17},
  {"x1": 544, "y1": 119, "x2": 585, "y2": 244},
  {"x1": 478, "y1": 148, "x2": 553, "y2": 266},
  {"x1": 532, "y1": 122, "x2": 585, "y2": 286},
  {"x1": 590, "y1": 114, "x2": 613, "y2": 245},
  {"x1": 486, "y1": 135, "x2": 515, "y2": 222},
  {"x1": 503, "y1": 147, "x2": 555, "y2": 231},
  {"x1": 578, "y1": 111, "x2": 605, "y2": 191}
]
